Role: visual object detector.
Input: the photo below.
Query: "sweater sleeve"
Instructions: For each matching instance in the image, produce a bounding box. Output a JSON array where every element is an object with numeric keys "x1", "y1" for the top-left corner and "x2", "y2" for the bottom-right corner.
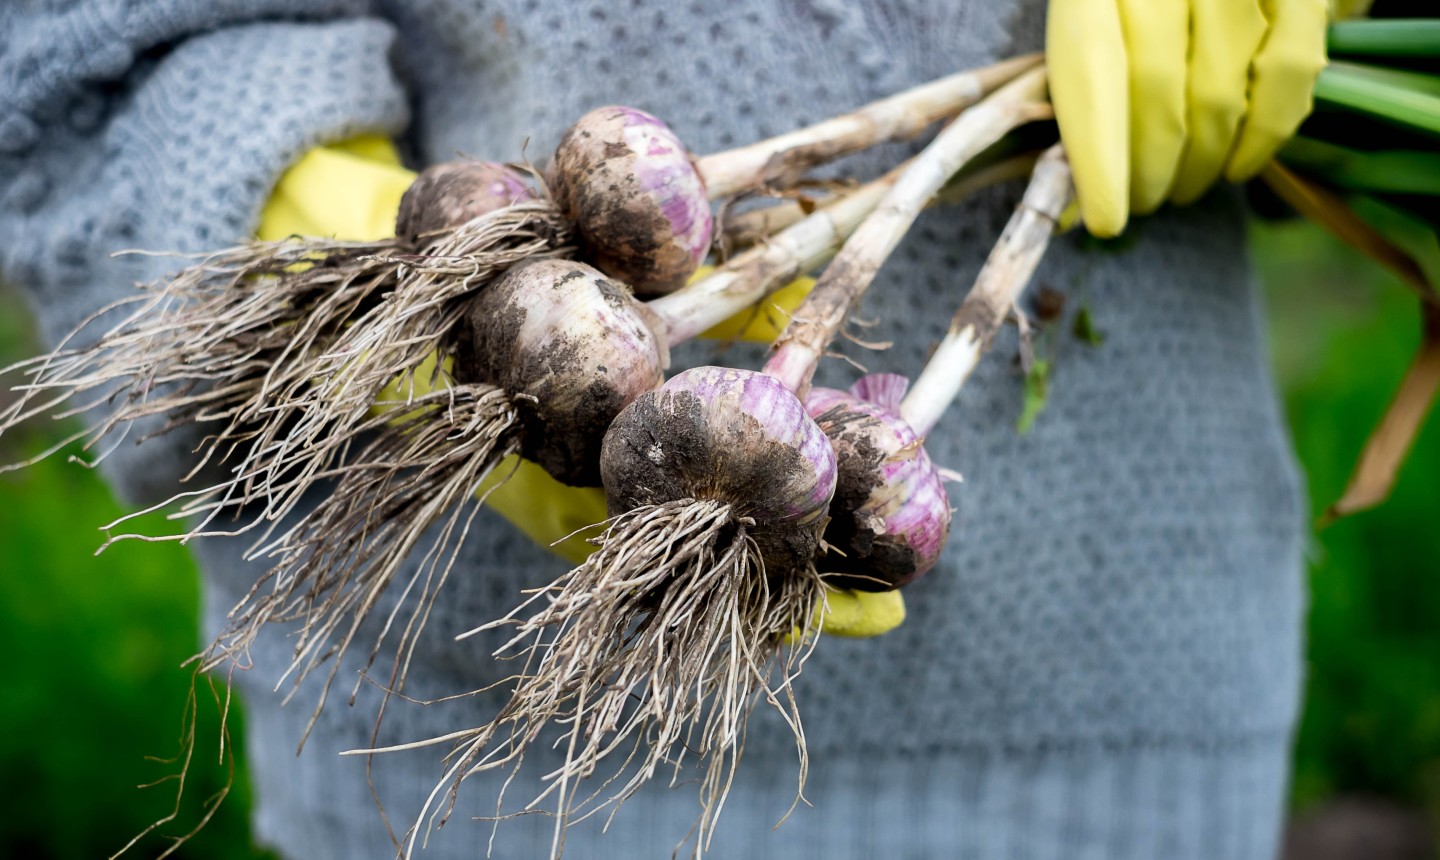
[{"x1": 0, "y1": 6, "x2": 410, "y2": 505}]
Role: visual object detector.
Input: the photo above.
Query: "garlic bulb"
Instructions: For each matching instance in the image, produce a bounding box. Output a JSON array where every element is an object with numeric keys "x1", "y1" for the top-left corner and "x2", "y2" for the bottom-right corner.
[
  {"x1": 459, "y1": 258, "x2": 668, "y2": 486},
  {"x1": 601, "y1": 365, "x2": 836, "y2": 571},
  {"x1": 395, "y1": 160, "x2": 535, "y2": 248},
  {"x1": 548, "y1": 106, "x2": 713, "y2": 297},
  {"x1": 806, "y1": 373, "x2": 950, "y2": 589},
  {"x1": 437, "y1": 366, "x2": 834, "y2": 849}
]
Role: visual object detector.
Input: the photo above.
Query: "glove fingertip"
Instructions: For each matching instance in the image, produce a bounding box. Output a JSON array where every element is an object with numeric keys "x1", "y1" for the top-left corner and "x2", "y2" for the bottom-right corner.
[
  {"x1": 1167, "y1": 179, "x2": 1209, "y2": 208},
  {"x1": 1223, "y1": 143, "x2": 1276, "y2": 184},
  {"x1": 1048, "y1": 0, "x2": 1129, "y2": 238},
  {"x1": 1080, "y1": 195, "x2": 1128, "y2": 238},
  {"x1": 1129, "y1": 179, "x2": 1172, "y2": 216},
  {"x1": 817, "y1": 588, "x2": 907, "y2": 638}
]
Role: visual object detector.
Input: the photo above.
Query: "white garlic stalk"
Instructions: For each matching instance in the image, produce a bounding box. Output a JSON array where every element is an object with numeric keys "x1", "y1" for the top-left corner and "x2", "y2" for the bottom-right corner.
[
  {"x1": 900, "y1": 145, "x2": 1075, "y2": 435},
  {"x1": 808, "y1": 145, "x2": 1075, "y2": 592}
]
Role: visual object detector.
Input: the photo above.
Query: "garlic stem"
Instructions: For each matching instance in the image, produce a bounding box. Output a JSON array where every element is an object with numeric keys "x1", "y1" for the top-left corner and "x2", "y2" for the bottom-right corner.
[
  {"x1": 721, "y1": 197, "x2": 820, "y2": 248},
  {"x1": 763, "y1": 66, "x2": 1052, "y2": 397},
  {"x1": 696, "y1": 54, "x2": 1043, "y2": 198},
  {"x1": 723, "y1": 150, "x2": 1045, "y2": 251},
  {"x1": 649, "y1": 169, "x2": 900, "y2": 344},
  {"x1": 937, "y1": 151, "x2": 1044, "y2": 206},
  {"x1": 900, "y1": 145, "x2": 1074, "y2": 436}
]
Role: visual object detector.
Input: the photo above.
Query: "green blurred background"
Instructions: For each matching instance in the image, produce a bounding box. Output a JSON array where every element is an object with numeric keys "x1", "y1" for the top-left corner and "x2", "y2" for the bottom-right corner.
[{"x1": 1, "y1": 214, "x2": 1438, "y2": 858}]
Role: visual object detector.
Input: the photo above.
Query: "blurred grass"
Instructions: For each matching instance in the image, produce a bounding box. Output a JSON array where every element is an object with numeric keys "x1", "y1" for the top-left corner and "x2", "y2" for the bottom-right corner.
[
  {"x1": 0, "y1": 290, "x2": 271, "y2": 860},
  {"x1": 1255, "y1": 216, "x2": 1440, "y2": 823},
  {"x1": 0, "y1": 212, "x2": 1437, "y2": 856}
]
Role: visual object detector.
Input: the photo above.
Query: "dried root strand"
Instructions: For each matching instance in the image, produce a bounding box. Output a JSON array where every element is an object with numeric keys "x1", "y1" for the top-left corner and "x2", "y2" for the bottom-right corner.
[
  {"x1": 4, "y1": 197, "x2": 572, "y2": 558},
  {"x1": 0, "y1": 198, "x2": 578, "y2": 766},
  {"x1": 168, "y1": 200, "x2": 575, "y2": 540},
  {"x1": 0, "y1": 238, "x2": 400, "y2": 482},
  {"x1": 204, "y1": 382, "x2": 521, "y2": 740},
  {"x1": 393, "y1": 498, "x2": 824, "y2": 860}
]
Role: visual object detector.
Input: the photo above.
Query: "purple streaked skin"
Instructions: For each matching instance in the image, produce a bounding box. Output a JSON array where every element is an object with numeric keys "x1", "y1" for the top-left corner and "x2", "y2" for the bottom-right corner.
[
  {"x1": 617, "y1": 109, "x2": 714, "y2": 262},
  {"x1": 849, "y1": 372, "x2": 910, "y2": 413},
  {"x1": 806, "y1": 374, "x2": 952, "y2": 585},
  {"x1": 487, "y1": 170, "x2": 534, "y2": 205},
  {"x1": 661, "y1": 366, "x2": 836, "y2": 523},
  {"x1": 550, "y1": 106, "x2": 714, "y2": 295}
]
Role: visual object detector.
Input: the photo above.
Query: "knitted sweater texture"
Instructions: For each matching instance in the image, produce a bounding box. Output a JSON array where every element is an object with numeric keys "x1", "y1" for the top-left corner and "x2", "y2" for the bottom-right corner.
[{"x1": 1, "y1": 1, "x2": 1305, "y2": 857}]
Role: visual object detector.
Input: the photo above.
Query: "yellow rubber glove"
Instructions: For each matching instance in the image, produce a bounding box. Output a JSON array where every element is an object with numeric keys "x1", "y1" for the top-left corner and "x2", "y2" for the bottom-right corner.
[
  {"x1": 692, "y1": 266, "x2": 815, "y2": 342},
  {"x1": 817, "y1": 588, "x2": 907, "y2": 638},
  {"x1": 256, "y1": 136, "x2": 416, "y2": 242},
  {"x1": 1048, "y1": 0, "x2": 1328, "y2": 236},
  {"x1": 259, "y1": 139, "x2": 902, "y2": 636}
]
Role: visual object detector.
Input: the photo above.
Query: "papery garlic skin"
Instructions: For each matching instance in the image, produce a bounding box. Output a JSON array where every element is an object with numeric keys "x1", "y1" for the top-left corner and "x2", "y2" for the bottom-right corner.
[
  {"x1": 461, "y1": 259, "x2": 667, "y2": 486},
  {"x1": 396, "y1": 160, "x2": 535, "y2": 247},
  {"x1": 601, "y1": 366, "x2": 837, "y2": 572},
  {"x1": 548, "y1": 106, "x2": 713, "y2": 297},
  {"x1": 806, "y1": 373, "x2": 951, "y2": 590}
]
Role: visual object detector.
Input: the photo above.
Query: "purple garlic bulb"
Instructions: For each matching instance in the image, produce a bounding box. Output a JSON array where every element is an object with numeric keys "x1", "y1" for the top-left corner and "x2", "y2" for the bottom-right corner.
[
  {"x1": 601, "y1": 367, "x2": 837, "y2": 572},
  {"x1": 396, "y1": 160, "x2": 535, "y2": 248},
  {"x1": 461, "y1": 259, "x2": 668, "y2": 486},
  {"x1": 805, "y1": 373, "x2": 951, "y2": 590},
  {"x1": 548, "y1": 106, "x2": 713, "y2": 297}
]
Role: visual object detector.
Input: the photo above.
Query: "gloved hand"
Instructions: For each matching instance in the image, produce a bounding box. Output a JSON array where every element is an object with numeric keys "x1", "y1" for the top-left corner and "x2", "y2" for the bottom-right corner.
[
  {"x1": 1047, "y1": 0, "x2": 1329, "y2": 237},
  {"x1": 256, "y1": 135, "x2": 416, "y2": 241},
  {"x1": 259, "y1": 140, "x2": 904, "y2": 637}
]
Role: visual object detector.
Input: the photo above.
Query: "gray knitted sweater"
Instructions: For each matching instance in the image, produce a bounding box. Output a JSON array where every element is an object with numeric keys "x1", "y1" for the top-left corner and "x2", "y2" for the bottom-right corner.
[{"x1": 2, "y1": 2, "x2": 1305, "y2": 858}]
